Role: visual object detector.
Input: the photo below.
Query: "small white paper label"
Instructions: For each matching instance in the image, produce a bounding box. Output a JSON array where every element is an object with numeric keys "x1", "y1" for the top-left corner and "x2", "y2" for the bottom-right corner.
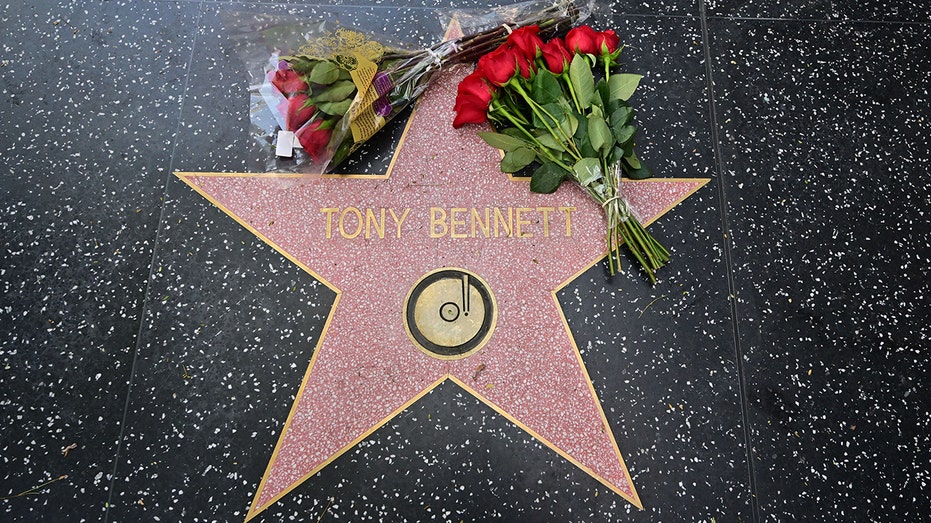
[{"x1": 275, "y1": 131, "x2": 295, "y2": 157}]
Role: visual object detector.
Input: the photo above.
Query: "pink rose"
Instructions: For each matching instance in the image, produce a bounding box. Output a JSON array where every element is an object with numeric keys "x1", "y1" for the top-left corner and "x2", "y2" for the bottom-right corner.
[
  {"x1": 268, "y1": 68, "x2": 308, "y2": 96},
  {"x1": 278, "y1": 94, "x2": 315, "y2": 131},
  {"x1": 296, "y1": 120, "x2": 333, "y2": 162}
]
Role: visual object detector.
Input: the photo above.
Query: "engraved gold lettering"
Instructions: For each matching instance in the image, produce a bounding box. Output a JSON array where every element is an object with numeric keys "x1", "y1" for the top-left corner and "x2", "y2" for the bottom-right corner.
[
  {"x1": 339, "y1": 207, "x2": 363, "y2": 239},
  {"x1": 449, "y1": 208, "x2": 468, "y2": 239},
  {"x1": 365, "y1": 208, "x2": 386, "y2": 239},
  {"x1": 537, "y1": 207, "x2": 555, "y2": 237},
  {"x1": 493, "y1": 207, "x2": 512, "y2": 237},
  {"x1": 559, "y1": 206, "x2": 577, "y2": 237},
  {"x1": 388, "y1": 207, "x2": 410, "y2": 238},
  {"x1": 320, "y1": 208, "x2": 339, "y2": 239},
  {"x1": 323, "y1": 205, "x2": 574, "y2": 240},
  {"x1": 471, "y1": 207, "x2": 490, "y2": 238},
  {"x1": 430, "y1": 207, "x2": 448, "y2": 238},
  {"x1": 515, "y1": 207, "x2": 533, "y2": 238}
]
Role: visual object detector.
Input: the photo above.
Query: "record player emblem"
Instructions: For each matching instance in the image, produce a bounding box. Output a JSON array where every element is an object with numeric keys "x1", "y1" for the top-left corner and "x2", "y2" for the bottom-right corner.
[{"x1": 403, "y1": 268, "x2": 497, "y2": 359}]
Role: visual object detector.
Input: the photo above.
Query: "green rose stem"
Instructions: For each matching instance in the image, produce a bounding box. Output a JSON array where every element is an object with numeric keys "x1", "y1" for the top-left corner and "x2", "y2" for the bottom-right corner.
[
  {"x1": 499, "y1": 94, "x2": 531, "y2": 126},
  {"x1": 490, "y1": 101, "x2": 574, "y2": 172},
  {"x1": 622, "y1": 213, "x2": 668, "y2": 281},
  {"x1": 617, "y1": 205, "x2": 669, "y2": 283},
  {"x1": 507, "y1": 80, "x2": 582, "y2": 160},
  {"x1": 562, "y1": 73, "x2": 583, "y2": 114},
  {"x1": 587, "y1": 174, "x2": 668, "y2": 282},
  {"x1": 489, "y1": 101, "x2": 537, "y2": 141},
  {"x1": 599, "y1": 45, "x2": 624, "y2": 81}
]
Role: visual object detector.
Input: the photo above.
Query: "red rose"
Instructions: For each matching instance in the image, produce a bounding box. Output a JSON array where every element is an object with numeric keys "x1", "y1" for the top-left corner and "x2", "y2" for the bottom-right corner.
[
  {"x1": 278, "y1": 94, "x2": 316, "y2": 131},
  {"x1": 596, "y1": 29, "x2": 620, "y2": 54},
  {"x1": 268, "y1": 68, "x2": 308, "y2": 96},
  {"x1": 455, "y1": 71, "x2": 495, "y2": 109},
  {"x1": 507, "y1": 25, "x2": 544, "y2": 60},
  {"x1": 477, "y1": 45, "x2": 519, "y2": 86},
  {"x1": 453, "y1": 73, "x2": 495, "y2": 128},
  {"x1": 453, "y1": 94, "x2": 491, "y2": 128},
  {"x1": 566, "y1": 26, "x2": 621, "y2": 56},
  {"x1": 296, "y1": 120, "x2": 333, "y2": 162},
  {"x1": 565, "y1": 25, "x2": 600, "y2": 54},
  {"x1": 541, "y1": 38, "x2": 571, "y2": 74},
  {"x1": 515, "y1": 53, "x2": 536, "y2": 79}
]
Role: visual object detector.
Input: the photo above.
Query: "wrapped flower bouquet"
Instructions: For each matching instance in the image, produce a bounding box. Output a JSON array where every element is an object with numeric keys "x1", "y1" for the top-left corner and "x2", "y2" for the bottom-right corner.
[
  {"x1": 228, "y1": 0, "x2": 591, "y2": 174},
  {"x1": 453, "y1": 24, "x2": 667, "y2": 282}
]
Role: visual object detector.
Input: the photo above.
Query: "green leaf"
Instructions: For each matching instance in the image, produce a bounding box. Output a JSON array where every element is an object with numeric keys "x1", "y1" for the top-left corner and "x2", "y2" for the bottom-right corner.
[
  {"x1": 569, "y1": 54, "x2": 594, "y2": 109},
  {"x1": 596, "y1": 78, "x2": 609, "y2": 104},
  {"x1": 315, "y1": 80, "x2": 357, "y2": 102},
  {"x1": 478, "y1": 131, "x2": 532, "y2": 152},
  {"x1": 609, "y1": 145, "x2": 625, "y2": 165},
  {"x1": 317, "y1": 98, "x2": 353, "y2": 116},
  {"x1": 529, "y1": 161, "x2": 567, "y2": 194},
  {"x1": 591, "y1": 87, "x2": 605, "y2": 110},
  {"x1": 559, "y1": 112, "x2": 578, "y2": 139},
  {"x1": 282, "y1": 56, "x2": 319, "y2": 75},
  {"x1": 572, "y1": 157, "x2": 603, "y2": 186},
  {"x1": 557, "y1": 96, "x2": 575, "y2": 115},
  {"x1": 578, "y1": 135, "x2": 597, "y2": 158},
  {"x1": 625, "y1": 160, "x2": 653, "y2": 179},
  {"x1": 613, "y1": 124, "x2": 637, "y2": 146},
  {"x1": 309, "y1": 60, "x2": 341, "y2": 85},
  {"x1": 605, "y1": 97, "x2": 620, "y2": 115},
  {"x1": 501, "y1": 147, "x2": 536, "y2": 173},
  {"x1": 535, "y1": 132, "x2": 565, "y2": 152},
  {"x1": 532, "y1": 70, "x2": 563, "y2": 105},
  {"x1": 533, "y1": 102, "x2": 560, "y2": 129},
  {"x1": 608, "y1": 73, "x2": 642, "y2": 101},
  {"x1": 624, "y1": 150, "x2": 642, "y2": 169},
  {"x1": 588, "y1": 115, "x2": 613, "y2": 154},
  {"x1": 610, "y1": 106, "x2": 633, "y2": 128},
  {"x1": 499, "y1": 127, "x2": 526, "y2": 140}
]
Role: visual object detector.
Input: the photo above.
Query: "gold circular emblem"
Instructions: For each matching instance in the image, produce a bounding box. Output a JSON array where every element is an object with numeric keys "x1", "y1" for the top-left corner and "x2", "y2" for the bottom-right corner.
[{"x1": 403, "y1": 268, "x2": 497, "y2": 360}]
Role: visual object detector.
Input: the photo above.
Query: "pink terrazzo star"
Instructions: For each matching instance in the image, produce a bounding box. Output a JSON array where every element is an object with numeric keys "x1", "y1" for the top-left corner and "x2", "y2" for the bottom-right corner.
[{"x1": 178, "y1": 65, "x2": 706, "y2": 521}]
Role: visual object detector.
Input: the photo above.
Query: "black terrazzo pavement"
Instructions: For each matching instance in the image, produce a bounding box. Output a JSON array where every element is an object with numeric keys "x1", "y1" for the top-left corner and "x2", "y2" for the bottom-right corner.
[{"x1": 1, "y1": 1, "x2": 928, "y2": 522}]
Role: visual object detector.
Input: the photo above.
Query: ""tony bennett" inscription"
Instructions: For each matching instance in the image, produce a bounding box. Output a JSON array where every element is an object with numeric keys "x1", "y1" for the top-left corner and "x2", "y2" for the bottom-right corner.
[{"x1": 320, "y1": 206, "x2": 578, "y2": 240}]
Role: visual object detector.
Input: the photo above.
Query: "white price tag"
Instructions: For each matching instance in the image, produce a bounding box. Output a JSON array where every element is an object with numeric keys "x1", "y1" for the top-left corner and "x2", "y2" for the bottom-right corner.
[{"x1": 275, "y1": 130, "x2": 295, "y2": 157}]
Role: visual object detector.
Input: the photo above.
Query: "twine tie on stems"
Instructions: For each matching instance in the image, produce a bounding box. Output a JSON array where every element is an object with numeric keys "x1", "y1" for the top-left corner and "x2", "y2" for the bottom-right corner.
[{"x1": 602, "y1": 195, "x2": 630, "y2": 222}]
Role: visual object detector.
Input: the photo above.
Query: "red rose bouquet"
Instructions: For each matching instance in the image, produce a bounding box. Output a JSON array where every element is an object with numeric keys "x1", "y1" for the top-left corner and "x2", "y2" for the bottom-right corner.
[
  {"x1": 228, "y1": 0, "x2": 590, "y2": 174},
  {"x1": 454, "y1": 25, "x2": 667, "y2": 283}
]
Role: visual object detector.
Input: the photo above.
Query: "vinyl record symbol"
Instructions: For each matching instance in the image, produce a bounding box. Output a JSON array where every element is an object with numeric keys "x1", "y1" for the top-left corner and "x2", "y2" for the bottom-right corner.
[{"x1": 404, "y1": 268, "x2": 497, "y2": 359}]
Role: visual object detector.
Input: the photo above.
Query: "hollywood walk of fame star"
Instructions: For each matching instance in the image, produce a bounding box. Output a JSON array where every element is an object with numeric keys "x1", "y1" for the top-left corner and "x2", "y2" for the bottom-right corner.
[{"x1": 177, "y1": 65, "x2": 706, "y2": 521}]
